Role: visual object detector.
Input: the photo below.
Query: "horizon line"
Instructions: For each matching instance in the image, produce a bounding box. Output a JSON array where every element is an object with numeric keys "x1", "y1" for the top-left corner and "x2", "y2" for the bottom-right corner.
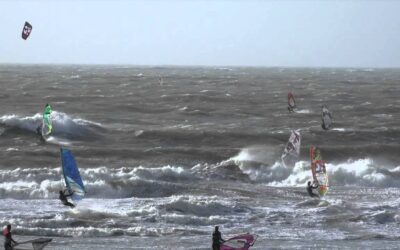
[{"x1": 0, "y1": 62, "x2": 399, "y2": 70}]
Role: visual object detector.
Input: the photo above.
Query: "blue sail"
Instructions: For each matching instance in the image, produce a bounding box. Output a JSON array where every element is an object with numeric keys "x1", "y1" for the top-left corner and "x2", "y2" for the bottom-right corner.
[{"x1": 60, "y1": 148, "x2": 85, "y2": 201}]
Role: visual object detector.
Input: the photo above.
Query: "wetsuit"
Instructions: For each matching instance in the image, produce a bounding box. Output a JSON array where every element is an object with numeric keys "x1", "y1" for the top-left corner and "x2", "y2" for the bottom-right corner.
[
  {"x1": 36, "y1": 125, "x2": 45, "y2": 142},
  {"x1": 59, "y1": 191, "x2": 75, "y2": 208},
  {"x1": 307, "y1": 182, "x2": 319, "y2": 198},
  {"x1": 3, "y1": 229, "x2": 16, "y2": 250},
  {"x1": 212, "y1": 230, "x2": 224, "y2": 250}
]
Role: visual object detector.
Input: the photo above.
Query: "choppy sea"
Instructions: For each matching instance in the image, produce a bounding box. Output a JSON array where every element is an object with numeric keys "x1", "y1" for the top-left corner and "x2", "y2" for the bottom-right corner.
[{"x1": 1, "y1": 65, "x2": 400, "y2": 249}]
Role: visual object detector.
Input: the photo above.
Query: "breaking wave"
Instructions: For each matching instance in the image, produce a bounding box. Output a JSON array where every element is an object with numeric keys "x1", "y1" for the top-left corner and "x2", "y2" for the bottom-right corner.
[
  {"x1": 0, "y1": 112, "x2": 104, "y2": 139},
  {"x1": 0, "y1": 166, "x2": 199, "y2": 199},
  {"x1": 225, "y1": 147, "x2": 400, "y2": 188},
  {"x1": 2, "y1": 150, "x2": 400, "y2": 201},
  {"x1": 0, "y1": 193, "x2": 249, "y2": 237}
]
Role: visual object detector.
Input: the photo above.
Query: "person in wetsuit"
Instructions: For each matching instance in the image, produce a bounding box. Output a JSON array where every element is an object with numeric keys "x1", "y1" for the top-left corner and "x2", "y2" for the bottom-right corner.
[
  {"x1": 307, "y1": 181, "x2": 319, "y2": 198},
  {"x1": 36, "y1": 125, "x2": 45, "y2": 142},
  {"x1": 3, "y1": 224, "x2": 17, "y2": 250},
  {"x1": 59, "y1": 190, "x2": 75, "y2": 208},
  {"x1": 212, "y1": 226, "x2": 225, "y2": 250}
]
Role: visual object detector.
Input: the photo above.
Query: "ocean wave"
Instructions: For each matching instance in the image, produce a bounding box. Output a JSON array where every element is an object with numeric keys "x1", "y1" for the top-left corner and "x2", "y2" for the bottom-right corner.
[
  {"x1": 0, "y1": 166, "x2": 198, "y2": 199},
  {"x1": 228, "y1": 148, "x2": 400, "y2": 188},
  {"x1": 160, "y1": 196, "x2": 249, "y2": 217},
  {"x1": 0, "y1": 195, "x2": 242, "y2": 237},
  {"x1": 0, "y1": 112, "x2": 103, "y2": 139},
  {"x1": 2, "y1": 155, "x2": 400, "y2": 201},
  {"x1": 14, "y1": 225, "x2": 182, "y2": 237}
]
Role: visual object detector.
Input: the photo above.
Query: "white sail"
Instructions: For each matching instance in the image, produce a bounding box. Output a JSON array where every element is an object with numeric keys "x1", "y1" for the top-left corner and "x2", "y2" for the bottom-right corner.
[
  {"x1": 322, "y1": 105, "x2": 332, "y2": 130},
  {"x1": 282, "y1": 130, "x2": 301, "y2": 159}
]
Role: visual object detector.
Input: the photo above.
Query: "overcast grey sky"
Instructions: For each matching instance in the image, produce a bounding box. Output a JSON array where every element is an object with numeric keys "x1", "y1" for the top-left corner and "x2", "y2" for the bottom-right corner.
[{"x1": 1, "y1": 0, "x2": 400, "y2": 67}]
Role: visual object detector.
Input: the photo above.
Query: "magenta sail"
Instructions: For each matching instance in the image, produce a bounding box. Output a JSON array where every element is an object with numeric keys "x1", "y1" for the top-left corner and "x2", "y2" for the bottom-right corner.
[
  {"x1": 220, "y1": 233, "x2": 257, "y2": 250},
  {"x1": 288, "y1": 92, "x2": 296, "y2": 108}
]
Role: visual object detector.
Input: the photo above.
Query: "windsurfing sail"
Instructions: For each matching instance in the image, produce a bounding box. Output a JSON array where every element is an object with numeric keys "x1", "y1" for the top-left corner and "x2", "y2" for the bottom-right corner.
[
  {"x1": 15, "y1": 238, "x2": 52, "y2": 250},
  {"x1": 21, "y1": 21, "x2": 32, "y2": 40},
  {"x1": 221, "y1": 234, "x2": 257, "y2": 250},
  {"x1": 315, "y1": 166, "x2": 329, "y2": 196},
  {"x1": 281, "y1": 130, "x2": 301, "y2": 159},
  {"x1": 309, "y1": 146, "x2": 329, "y2": 196},
  {"x1": 321, "y1": 105, "x2": 332, "y2": 130},
  {"x1": 61, "y1": 148, "x2": 85, "y2": 201},
  {"x1": 287, "y1": 92, "x2": 296, "y2": 112},
  {"x1": 41, "y1": 104, "x2": 53, "y2": 136}
]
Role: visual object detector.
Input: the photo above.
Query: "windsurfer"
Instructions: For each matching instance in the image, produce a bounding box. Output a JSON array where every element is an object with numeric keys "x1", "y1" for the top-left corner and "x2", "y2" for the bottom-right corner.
[
  {"x1": 3, "y1": 224, "x2": 17, "y2": 250},
  {"x1": 212, "y1": 226, "x2": 225, "y2": 250},
  {"x1": 281, "y1": 130, "x2": 301, "y2": 164},
  {"x1": 59, "y1": 190, "x2": 75, "y2": 208},
  {"x1": 321, "y1": 106, "x2": 332, "y2": 130},
  {"x1": 287, "y1": 92, "x2": 296, "y2": 113}
]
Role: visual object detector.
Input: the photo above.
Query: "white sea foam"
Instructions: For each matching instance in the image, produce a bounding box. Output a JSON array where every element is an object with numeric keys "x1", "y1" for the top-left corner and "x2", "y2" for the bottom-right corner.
[
  {"x1": 230, "y1": 147, "x2": 398, "y2": 188},
  {"x1": 296, "y1": 109, "x2": 311, "y2": 114},
  {"x1": 6, "y1": 148, "x2": 19, "y2": 151},
  {"x1": 0, "y1": 166, "x2": 196, "y2": 199},
  {"x1": 372, "y1": 114, "x2": 393, "y2": 119},
  {"x1": 0, "y1": 112, "x2": 102, "y2": 139},
  {"x1": 332, "y1": 128, "x2": 346, "y2": 131},
  {"x1": 46, "y1": 136, "x2": 71, "y2": 146}
]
